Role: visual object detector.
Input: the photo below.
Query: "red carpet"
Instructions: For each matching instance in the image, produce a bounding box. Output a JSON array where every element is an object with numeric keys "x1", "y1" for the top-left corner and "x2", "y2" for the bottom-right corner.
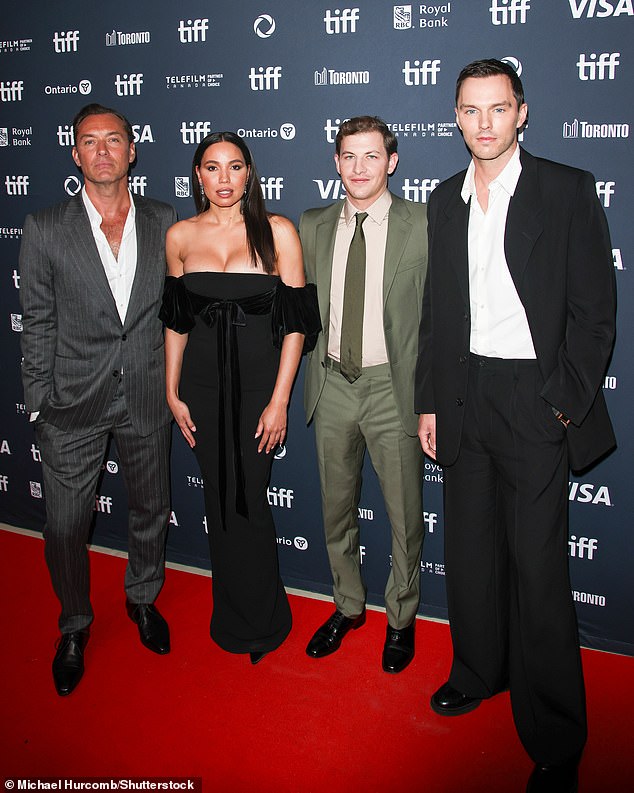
[{"x1": 1, "y1": 527, "x2": 632, "y2": 792}]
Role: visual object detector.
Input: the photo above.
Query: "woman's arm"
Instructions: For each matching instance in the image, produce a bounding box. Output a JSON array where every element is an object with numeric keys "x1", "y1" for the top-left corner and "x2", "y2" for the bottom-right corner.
[{"x1": 255, "y1": 216, "x2": 305, "y2": 453}]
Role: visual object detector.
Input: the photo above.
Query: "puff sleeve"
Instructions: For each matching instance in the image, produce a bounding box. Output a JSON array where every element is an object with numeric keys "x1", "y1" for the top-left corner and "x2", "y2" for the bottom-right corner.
[
  {"x1": 271, "y1": 282, "x2": 321, "y2": 353},
  {"x1": 159, "y1": 275, "x2": 196, "y2": 334}
]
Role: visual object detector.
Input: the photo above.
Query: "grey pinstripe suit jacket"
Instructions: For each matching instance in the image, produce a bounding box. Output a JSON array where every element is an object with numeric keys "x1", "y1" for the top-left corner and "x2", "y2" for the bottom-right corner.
[{"x1": 19, "y1": 193, "x2": 176, "y2": 437}]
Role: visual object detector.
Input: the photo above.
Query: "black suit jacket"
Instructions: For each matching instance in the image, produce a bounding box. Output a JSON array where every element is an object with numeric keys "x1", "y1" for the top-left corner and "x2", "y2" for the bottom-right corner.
[{"x1": 415, "y1": 148, "x2": 616, "y2": 471}]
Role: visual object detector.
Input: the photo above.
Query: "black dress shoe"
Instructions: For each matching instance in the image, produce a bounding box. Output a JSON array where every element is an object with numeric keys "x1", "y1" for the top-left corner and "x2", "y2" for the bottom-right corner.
[
  {"x1": 526, "y1": 757, "x2": 580, "y2": 793},
  {"x1": 52, "y1": 629, "x2": 89, "y2": 696},
  {"x1": 306, "y1": 609, "x2": 366, "y2": 658},
  {"x1": 430, "y1": 681, "x2": 481, "y2": 716},
  {"x1": 382, "y1": 622, "x2": 415, "y2": 673},
  {"x1": 249, "y1": 651, "x2": 268, "y2": 665},
  {"x1": 126, "y1": 601, "x2": 170, "y2": 654}
]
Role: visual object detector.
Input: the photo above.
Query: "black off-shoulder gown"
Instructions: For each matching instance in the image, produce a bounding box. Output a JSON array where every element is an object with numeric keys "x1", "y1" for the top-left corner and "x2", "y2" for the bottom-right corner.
[{"x1": 160, "y1": 272, "x2": 320, "y2": 654}]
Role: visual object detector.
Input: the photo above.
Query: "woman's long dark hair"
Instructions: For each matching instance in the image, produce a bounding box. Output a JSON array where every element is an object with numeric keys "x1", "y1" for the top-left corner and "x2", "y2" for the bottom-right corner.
[{"x1": 191, "y1": 131, "x2": 277, "y2": 274}]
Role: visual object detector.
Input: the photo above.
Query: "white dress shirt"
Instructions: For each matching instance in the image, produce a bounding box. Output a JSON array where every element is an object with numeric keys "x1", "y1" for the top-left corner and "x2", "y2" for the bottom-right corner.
[
  {"x1": 82, "y1": 187, "x2": 137, "y2": 324},
  {"x1": 461, "y1": 146, "x2": 536, "y2": 359}
]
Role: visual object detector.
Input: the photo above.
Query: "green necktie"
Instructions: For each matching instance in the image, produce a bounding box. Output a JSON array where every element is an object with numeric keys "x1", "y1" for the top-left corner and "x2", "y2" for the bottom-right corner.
[{"x1": 339, "y1": 211, "x2": 368, "y2": 383}]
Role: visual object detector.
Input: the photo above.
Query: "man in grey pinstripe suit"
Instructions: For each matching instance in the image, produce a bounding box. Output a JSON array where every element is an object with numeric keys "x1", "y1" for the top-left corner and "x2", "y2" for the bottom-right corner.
[{"x1": 19, "y1": 104, "x2": 177, "y2": 696}]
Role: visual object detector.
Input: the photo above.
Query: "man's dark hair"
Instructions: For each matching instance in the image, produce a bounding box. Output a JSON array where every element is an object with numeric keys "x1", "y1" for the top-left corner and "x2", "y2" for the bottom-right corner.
[
  {"x1": 455, "y1": 59, "x2": 525, "y2": 109},
  {"x1": 335, "y1": 116, "x2": 398, "y2": 157},
  {"x1": 72, "y1": 103, "x2": 134, "y2": 144}
]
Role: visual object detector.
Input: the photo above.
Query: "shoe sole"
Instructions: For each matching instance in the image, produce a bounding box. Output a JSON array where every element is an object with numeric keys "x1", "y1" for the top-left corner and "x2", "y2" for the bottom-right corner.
[{"x1": 430, "y1": 697, "x2": 481, "y2": 717}]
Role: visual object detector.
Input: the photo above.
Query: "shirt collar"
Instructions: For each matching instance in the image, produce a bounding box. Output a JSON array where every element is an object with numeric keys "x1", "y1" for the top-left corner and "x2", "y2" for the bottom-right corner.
[
  {"x1": 460, "y1": 144, "x2": 522, "y2": 204},
  {"x1": 343, "y1": 188, "x2": 392, "y2": 226},
  {"x1": 81, "y1": 186, "x2": 136, "y2": 229}
]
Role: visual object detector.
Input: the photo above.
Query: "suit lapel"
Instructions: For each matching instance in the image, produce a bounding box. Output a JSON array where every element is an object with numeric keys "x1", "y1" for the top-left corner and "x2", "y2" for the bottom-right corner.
[
  {"x1": 383, "y1": 195, "x2": 411, "y2": 304},
  {"x1": 314, "y1": 201, "x2": 342, "y2": 331},
  {"x1": 505, "y1": 149, "x2": 543, "y2": 290},
  {"x1": 126, "y1": 197, "x2": 160, "y2": 328},
  {"x1": 440, "y1": 181, "x2": 470, "y2": 307},
  {"x1": 61, "y1": 195, "x2": 121, "y2": 321}
]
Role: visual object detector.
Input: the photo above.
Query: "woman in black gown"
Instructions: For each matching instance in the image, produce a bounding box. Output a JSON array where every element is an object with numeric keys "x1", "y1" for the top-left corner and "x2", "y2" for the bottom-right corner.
[{"x1": 161, "y1": 132, "x2": 319, "y2": 663}]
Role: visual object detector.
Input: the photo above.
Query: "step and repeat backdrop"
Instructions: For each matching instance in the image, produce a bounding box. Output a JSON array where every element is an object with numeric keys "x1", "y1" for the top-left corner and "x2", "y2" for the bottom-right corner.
[{"x1": 1, "y1": 1, "x2": 632, "y2": 654}]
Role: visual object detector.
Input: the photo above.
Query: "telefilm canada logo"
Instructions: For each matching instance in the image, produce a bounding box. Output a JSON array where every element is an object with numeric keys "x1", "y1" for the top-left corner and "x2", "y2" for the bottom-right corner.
[
  {"x1": 166, "y1": 74, "x2": 224, "y2": 89},
  {"x1": 0, "y1": 39, "x2": 32, "y2": 53}
]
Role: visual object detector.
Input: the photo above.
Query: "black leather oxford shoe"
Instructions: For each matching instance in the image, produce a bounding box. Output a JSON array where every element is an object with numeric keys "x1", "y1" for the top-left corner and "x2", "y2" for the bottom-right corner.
[
  {"x1": 382, "y1": 622, "x2": 415, "y2": 673},
  {"x1": 526, "y1": 756, "x2": 580, "y2": 793},
  {"x1": 126, "y1": 601, "x2": 170, "y2": 655},
  {"x1": 306, "y1": 609, "x2": 366, "y2": 658},
  {"x1": 52, "y1": 629, "x2": 89, "y2": 696},
  {"x1": 430, "y1": 681, "x2": 481, "y2": 716}
]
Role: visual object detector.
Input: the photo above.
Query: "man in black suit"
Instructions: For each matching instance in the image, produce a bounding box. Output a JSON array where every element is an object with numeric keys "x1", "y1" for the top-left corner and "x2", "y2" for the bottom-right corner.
[
  {"x1": 415, "y1": 60, "x2": 615, "y2": 793},
  {"x1": 20, "y1": 104, "x2": 177, "y2": 696}
]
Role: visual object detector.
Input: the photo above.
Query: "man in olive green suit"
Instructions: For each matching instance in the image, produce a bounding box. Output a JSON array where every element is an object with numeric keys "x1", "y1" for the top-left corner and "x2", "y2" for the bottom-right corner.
[{"x1": 299, "y1": 116, "x2": 427, "y2": 673}]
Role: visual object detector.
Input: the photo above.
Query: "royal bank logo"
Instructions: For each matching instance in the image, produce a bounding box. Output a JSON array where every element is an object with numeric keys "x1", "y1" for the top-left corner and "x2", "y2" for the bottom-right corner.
[
  {"x1": 577, "y1": 52, "x2": 620, "y2": 80},
  {"x1": 490, "y1": 0, "x2": 531, "y2": 25},
  {"x1": 11, "y1": 313, "x2": 22, "y2": 332},
  {"x1": 175, "y1": 177, "x2": 191, "y2": 198},
  {"x1": 0, "y1": 39, "x2": 32, "y2": 53},
  {"x1": 105, "y1": 30, "x2": 151, "y2": 46},
  {"x1": 324, "y1": 8, "x2": 360, "y2": 34},
  {"x1": 401, "y1": 178, "x2": 440, "y2": 202},
  {"x1": 29, "y1": 480, "x2": 42, "y2": 498},
  {"x1": 166, "y1": 74, "x2": 224, "y2": 89},
  {"x1": 394, "y1": 5, "x2": 413, "y2": 28},
  {"x1": 569, "y1": 0, "x2": 633, "y2": 18},
  {"x1": 115, "y1": 73, "x2": 143, "y2": 96},
  {"x1": 0, "y1": 81, "x2": 24, "y2": 102},
  {"x1": 260, "y1": 176, "x2": 284, "y2": 201},
  {"x1": 248, "y1": 66, "x2": 282, "y2": 91},
  {"x1": 178, "y1": 19, "x2": 209, "y2": 43},
  {"x1": 180, "y1": 121, "x2": 212, "y2": 144},
  {"x1": 53, "y1": 30, "x2": 79, "y2": 53},
  {"x1": 2, "y1": 126, "x2": 32, "y2": 147},
  {"x1": 314, "y1": 68, "x2": 370, "y2": 86},
  {"x1": 402, "y1": 59, "x2": 441, "y2": 86},
  {"x1": 236, "y1": 123, "x2": 296, "y2": 141},
  {"x1": 595, "y1": 180, "x2": 615, "y2": 207},
  {"x1": 128, "y1": 175, "x2": 147, "y2": 195},
  {"x1": 5, "y1": 175, "x2": 29, "y2": 195},
  {"x1": 254, "y1": 14, "x2": 276, "y2": 37},
  {"x1": 44, "y1": 80, "x2": 92, "y2": 96},
  {"x1": 64, "y1": 175, "x2": 82, "y2": 196},
  {"x1": 563, "y1": 118, "x2": 629, "y2": 139}
]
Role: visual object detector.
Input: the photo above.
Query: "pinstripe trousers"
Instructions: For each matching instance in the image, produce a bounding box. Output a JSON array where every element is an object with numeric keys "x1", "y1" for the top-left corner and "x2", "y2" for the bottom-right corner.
[{"x1": 35, "y1": 382, "x2": 171, "y2": 633}]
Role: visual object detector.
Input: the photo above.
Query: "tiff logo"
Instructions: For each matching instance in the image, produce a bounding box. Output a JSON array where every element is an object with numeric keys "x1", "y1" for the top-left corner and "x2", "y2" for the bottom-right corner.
[
  {"x1": 31, "y1": 444, "x2": 41, "y2": 462},
  {"x1": 490, "y1": 0, "x2": 531, "y2": 24},
  {"x1": 423, "y1": 511, "x2": 438, "y2": 533},
  {"x1": 5, "y1": 175, "x2": 29, "y2": 195},
  {"x1": 402, "y1": 59, "x2": 441, "y2": 86},
  {"x1": 249, "y1": 66, "x2": 282, "y2": 91},
  {"x1": 577, "y1": 52, "x2": 620, "y2": 80},
  {"x1": 94, "y1": 495, "x2": 113, "y2": 514},
  {"x1": 57, "y1": 125, "x2": 74, "y2": 146},
  {"x1": 115, "y1": 73, "x2": 143, "y2": 96},
  {"x1": 595, "y1": 180, "x2": 615, "y2": 206},
  {"x1": 178, "y1": 18, "x2": 209, "y2": 43},
  {"x1": 324, "y1": 117, "x2": 349, "y2": 143},
  {"x1": 129, "y1": 175, "x2": 147, "y2": 195},
  {"x1": 402, "y1": 178, "x2": 439, "y2": 202},
  {"x1": 260, "y1": 177, "x2": 284, "y2": 200},
  {"x1": 267, "y1": 486, "x2": 294, "y2": 508},
  {"x1": 568, "y1": 535, "x2": 598, "y2": 559},
  {"x1": 0, "y1": 81, "x2": 24, "y2": 102},
  {"x1": 324, "y1": 8, "x2": 360, "y2": 34},
  {"x1": 0, "y1": 474, "x2": 8, "y2": 492},
  {"x1": 53, "y1": 30, "x2": 79, "y2": 52},
  {"x1": 180, "y1": 121, "x2": 212, "y2": 144}
]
